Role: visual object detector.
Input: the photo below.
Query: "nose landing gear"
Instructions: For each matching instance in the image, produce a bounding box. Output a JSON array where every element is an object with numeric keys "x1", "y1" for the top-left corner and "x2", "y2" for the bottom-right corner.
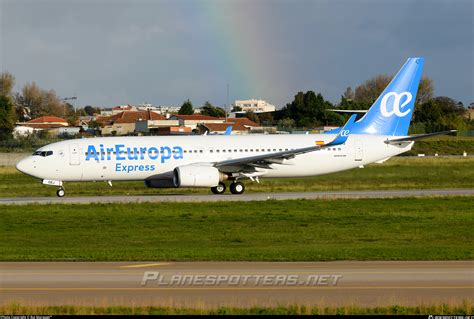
[{"x1": 56, "y1": 187, "x2": 65, "y2": 197}]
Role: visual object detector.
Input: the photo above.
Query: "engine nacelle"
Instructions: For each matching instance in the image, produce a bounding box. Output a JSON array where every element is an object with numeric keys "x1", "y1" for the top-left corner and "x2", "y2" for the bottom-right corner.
[
  {"x1": 144, "y1": 178, "x2": 175, "y2": 188},
  {"x1": 173, "y1": 164, "x2": 224, "y2": 188}
]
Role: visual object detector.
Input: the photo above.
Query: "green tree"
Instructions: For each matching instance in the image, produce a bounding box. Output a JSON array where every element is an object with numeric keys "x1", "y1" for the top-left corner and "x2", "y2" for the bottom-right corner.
[
  {"x1": 343, "y1": 86, "x2": 354, "y2": 100},
  {"x1": 0, "y1": 72, "x2": 15, "y2": 97},
  {"x1": 245, "y1": 111, "x2": 260, "y2": 125},
  {"x1": 257, "y1": 112, "x2": 274, "y2": 126},
  {"x1": 231, "y1": 105, "x2": 242, "y2": 112},
  {"x1": 279, "y1": 91, "x2": 340, "y2": 127},
  {"x1": 178, "y1": 99, "x2": 194, "y2": 115},
  {"x1": 65, "y1": 102, "x2": 78, "y2": 126},
  {"x1": 84, "y1": 105, "x2": 99, "y2": 116},
  {"x1": 354, "y1": 75, "x2": 433, "y2": 107},
  {"x1": 413, "y1": 96, "x2": 467, "y2": 132},
  {"x1": 15, "y1": 82, "x2": 65, "y2": 119},
  {"x1": 277, "y1": 118, "x2": 295, "y2": 129},
  {"x1": 200, "y1": 101, "x2": 225, "y2": 117},
  {"x1": 0, "y1": 95, "x2": 15, "y2": 138}
]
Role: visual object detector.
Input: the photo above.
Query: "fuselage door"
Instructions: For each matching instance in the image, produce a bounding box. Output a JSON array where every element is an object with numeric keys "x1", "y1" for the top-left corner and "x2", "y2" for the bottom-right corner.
[
  {"x1": 69, "y1": 143, "x2": 81, "y2": 165},
  {"x1": 354, "y1": 139, "x2": 363, "y2": 161}
]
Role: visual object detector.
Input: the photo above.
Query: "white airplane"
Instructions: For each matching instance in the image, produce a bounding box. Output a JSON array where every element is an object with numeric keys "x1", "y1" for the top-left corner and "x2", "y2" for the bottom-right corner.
[{"x1": 16, "y1": 57, "x2": 454, "y2": 197}]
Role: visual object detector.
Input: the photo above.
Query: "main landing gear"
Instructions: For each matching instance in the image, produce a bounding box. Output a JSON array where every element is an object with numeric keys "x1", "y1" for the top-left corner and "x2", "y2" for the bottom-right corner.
[
  {"x1": 211, "y1": 182, "x2": 226, "y2": 195},
  {"x1": 211, "y1": 181, "x2": 245, "y2": 195},
  {"x1": 56, "y1": 187, "x2": 65, "y2": 197},
  {"x1": 229, "y1": 181, "x2": 245, "y2": 195}
]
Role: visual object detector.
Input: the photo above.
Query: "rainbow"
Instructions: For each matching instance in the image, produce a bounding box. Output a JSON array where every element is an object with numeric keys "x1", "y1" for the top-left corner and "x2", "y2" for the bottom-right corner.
[{"x1": 195, "y1": 2, "x2": 283, "y2": 105}]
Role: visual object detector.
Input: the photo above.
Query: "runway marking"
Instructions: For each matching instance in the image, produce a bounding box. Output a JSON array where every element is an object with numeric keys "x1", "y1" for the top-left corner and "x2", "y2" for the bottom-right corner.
[
  {"x1": 1, "y1": 271, "x2": 472, "y2": 275},
  {"x1": 119, "y1": 263, "x2": 170, "y2": 269},
  {"x1": 2, "y1": 286, "x2": 473, "y2": 291}
]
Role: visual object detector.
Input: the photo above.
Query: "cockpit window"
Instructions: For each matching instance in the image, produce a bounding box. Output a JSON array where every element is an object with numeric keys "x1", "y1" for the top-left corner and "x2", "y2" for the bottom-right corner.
[{"x1": 33, "y1": 151, "x2": 53, "y2": 157}]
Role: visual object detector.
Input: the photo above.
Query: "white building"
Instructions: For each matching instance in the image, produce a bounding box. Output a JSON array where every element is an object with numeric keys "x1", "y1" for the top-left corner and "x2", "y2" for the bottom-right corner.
[
  {"x1": 151, "y1": 105, "x2": 181, "y2": 115},
  {"x1": 234, "y1": 99, "x2": 276, "y2": 113}
]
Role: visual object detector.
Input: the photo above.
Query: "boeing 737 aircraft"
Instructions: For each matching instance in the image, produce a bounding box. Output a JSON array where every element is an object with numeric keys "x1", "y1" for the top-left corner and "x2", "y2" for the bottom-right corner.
[{"x1": 16, "y1": 57, "x2": 454, "y2": 197}]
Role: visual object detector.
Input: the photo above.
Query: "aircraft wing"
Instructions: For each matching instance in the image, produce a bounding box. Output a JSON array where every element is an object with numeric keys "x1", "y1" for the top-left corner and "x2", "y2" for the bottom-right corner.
[{"x1": 215, "y1": 114, "x2": 357, "y2": 172}]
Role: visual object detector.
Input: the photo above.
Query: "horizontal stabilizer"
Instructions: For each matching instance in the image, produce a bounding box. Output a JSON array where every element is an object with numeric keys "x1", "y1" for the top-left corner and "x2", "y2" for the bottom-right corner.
[
  {"x1": 384, "y1": 130, "x2": 457, "y2": 144},
  {"x1": 328, "y1": 109, "x2": 368, "y2": 114}
]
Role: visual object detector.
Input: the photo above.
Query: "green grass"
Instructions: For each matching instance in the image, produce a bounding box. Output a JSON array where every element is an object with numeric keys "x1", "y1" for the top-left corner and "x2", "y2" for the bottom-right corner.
[
  {"x1": 406, "y1": 135, "x2": 474, "y2": 156},
  {"x1": 2, "y1": 302, "x2": 471, "y2": 315},
  {"x1": 1, "y1": 157, "x2": 473, "y2": 197},
  {"x1": 0, "y1": 197, "x2": 472, "y2": 261}
]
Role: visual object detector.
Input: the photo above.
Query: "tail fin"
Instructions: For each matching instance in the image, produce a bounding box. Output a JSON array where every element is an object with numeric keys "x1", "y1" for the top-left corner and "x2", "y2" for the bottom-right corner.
[{"x1": 352, "y1": 57, "x2": 424, "y2": 136}]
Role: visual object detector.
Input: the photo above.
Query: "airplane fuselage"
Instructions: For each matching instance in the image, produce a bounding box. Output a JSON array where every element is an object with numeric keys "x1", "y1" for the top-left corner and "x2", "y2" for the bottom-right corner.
[{"x1": 17, "y1": 134, "x2": 412, "y2": 183}]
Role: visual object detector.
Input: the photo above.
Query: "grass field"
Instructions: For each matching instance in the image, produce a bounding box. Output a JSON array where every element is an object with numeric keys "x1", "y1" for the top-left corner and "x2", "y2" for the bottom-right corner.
[
  {"x1": 2, "y1": 302, "x2": 471, "y2": 315},
  {"x1": 1, "y1": 157, "x2": 473, "y2": 197},
  {"x1": 405, "y1": 135, "x2": 474, "y2": 156},
  {"x1": 1, "y1": 197, "x2": 472, "y2": 261}
]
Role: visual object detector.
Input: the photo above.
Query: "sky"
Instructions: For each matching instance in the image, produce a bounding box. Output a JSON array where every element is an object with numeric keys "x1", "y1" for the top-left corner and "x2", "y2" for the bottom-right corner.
[{"x1": 1, "y1": 0, "x2": 473, "y2": 109}]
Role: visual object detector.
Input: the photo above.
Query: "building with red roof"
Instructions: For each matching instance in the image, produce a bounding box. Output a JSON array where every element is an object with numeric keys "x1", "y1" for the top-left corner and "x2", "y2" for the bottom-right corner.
[
  {"x1": 169, "y1": 114, "x2": 224, "y2": 129},
  {"x1": 21, "y1": 116, "x2": 69, "y2": 129},
  {"x1": 99, "y1": 110, "x2": 180, "y2": 135},
  {"x1": 219, "y1": 117, "x2": 259, "y2": 128},
  {"x1": 198, "y1": 122, "x2": 250, "y2": 135}
]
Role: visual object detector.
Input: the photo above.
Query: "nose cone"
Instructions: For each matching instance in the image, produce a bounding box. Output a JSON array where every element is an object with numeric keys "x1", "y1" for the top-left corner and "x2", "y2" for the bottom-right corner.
[{"x1": 16, "y1": 157, "x2": 32, "y2": 176}]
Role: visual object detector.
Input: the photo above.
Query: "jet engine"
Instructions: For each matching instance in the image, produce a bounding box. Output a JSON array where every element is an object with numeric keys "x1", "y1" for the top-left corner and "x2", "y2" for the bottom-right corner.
[{"x1": 173, "y1": 164, "x2": 226, "y2": 187}]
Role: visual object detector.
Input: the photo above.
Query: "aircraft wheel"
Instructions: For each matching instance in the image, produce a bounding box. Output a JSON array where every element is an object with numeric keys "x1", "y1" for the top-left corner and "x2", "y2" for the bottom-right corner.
[
  {"x1": 211, "y1": 182, "x2": 226, "y2": 195},
  {"x1": 230, "y1": 182, "x2": 245, "y2": 195},
  {"x1": 56, "y1": 188, "x2": 65, "y2": 197}
]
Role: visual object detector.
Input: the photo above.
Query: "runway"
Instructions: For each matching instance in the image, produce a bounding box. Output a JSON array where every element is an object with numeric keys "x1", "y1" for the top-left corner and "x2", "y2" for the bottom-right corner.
[
  {"x1": 1, "y1": 261, "x2": 473, "y2": 308},
  {"x1": 1, "y1": 188, "x2": 473, "y2": 205}
]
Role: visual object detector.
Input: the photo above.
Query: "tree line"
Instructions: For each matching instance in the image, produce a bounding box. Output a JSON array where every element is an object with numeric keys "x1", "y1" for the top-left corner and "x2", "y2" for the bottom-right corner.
[
  {"x1": 0, "y1": 71, "x2": 472, "y2": 140},
  {"x1": 272, "y1": 74, "x2": 472, "y2": 133}
]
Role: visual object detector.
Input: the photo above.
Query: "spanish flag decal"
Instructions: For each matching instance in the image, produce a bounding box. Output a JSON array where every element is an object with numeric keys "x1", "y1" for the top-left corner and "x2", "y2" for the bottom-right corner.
[{"x1": 315, "y1": 141, "x2": 325, "y2": 145}]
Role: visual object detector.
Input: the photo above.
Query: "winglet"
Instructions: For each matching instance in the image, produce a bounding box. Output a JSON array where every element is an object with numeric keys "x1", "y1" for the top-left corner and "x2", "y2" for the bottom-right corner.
[
  {"x1": 224, "y1": 126, "x2": 232, "y2": 135},
  {"x1": 326, "y1": 114, "x2": 357, "y2": 146}
]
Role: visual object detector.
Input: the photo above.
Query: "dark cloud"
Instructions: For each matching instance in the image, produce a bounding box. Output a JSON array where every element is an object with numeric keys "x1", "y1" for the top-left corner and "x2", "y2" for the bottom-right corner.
[{"x1": 1, "y1": 0, "x2": 472, "y2": 108}]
